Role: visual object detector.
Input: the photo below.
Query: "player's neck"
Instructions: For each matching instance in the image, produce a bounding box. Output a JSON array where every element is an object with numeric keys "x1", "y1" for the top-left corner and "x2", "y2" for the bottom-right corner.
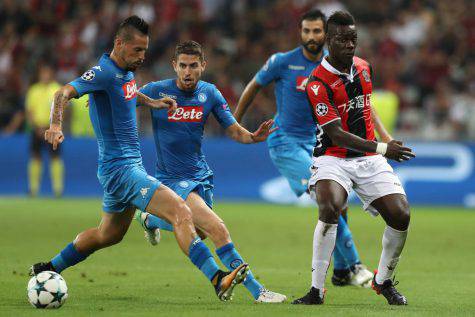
[
  {"x1": 302, "y1": 48, "x2": 323, "y2": 62},
  {"x1": 326, "y1": 55, "x2": 351, "y2": 74},
  {"x1": 109, "y1": 50, "x2": 128, "y2": 70}
]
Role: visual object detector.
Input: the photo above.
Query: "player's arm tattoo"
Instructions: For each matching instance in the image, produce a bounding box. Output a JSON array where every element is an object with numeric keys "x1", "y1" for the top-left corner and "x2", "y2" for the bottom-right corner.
[{"x1": 50, "y1": 85, "x2": 77, "y2": 127}]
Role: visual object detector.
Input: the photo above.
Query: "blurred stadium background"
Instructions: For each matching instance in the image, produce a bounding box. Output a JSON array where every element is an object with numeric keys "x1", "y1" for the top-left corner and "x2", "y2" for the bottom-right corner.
[{"x1": 0, "y1": 0, "x2": 474, "y2": 205}]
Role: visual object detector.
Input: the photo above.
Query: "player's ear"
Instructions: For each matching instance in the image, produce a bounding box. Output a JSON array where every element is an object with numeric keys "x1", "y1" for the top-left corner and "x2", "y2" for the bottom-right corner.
[
  {"x1": 201, "y1": 60, "x2": 207, "y2": 71},
  {"x1": 172, "y1": 60, "x2": 178, "y2": 72}
]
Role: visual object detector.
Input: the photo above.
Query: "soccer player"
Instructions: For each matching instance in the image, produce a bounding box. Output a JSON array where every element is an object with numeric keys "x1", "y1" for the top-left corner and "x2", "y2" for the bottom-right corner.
[
  {"x1": 30, "y1": 16, "x2": 251, "y2": 302},
  {"x1": 292, "y1": 11, "x2": 415, "y2": 306},
  {"x1": 134, "y1": 41, "x2": 287, "y2": 303},
  {"x1": 233, "y1": 9, "x2": 377, "y2": 287},
  {"x1": 25, "y1": 65, "x2": 64, "y2": 197}
]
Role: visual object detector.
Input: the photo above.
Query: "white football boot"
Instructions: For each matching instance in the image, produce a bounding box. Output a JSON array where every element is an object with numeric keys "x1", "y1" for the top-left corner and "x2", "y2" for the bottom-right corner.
[
  {"x1": 350, "y1": 264, "x2": 374, "y2": 288},
  {"x1": 255, "y1": 289, "x2": 287, "y2": 303},
  {"x1": 134, "y1": 210, "x2": 161, "y2": 246}
]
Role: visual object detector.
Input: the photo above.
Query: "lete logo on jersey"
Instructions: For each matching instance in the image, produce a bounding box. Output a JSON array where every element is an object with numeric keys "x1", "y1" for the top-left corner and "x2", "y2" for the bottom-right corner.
[
  {"x1": 122, "y1": 80, "x2": 137, "y2": 100},
  {"x1": 168, "y1": 106, "x2": 203, "y2": 122}
]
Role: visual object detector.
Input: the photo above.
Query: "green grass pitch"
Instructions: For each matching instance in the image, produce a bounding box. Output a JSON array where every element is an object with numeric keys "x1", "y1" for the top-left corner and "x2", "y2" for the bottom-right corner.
[{"x1": 0, "y1": 198, "x2": 474, "y2": 316}]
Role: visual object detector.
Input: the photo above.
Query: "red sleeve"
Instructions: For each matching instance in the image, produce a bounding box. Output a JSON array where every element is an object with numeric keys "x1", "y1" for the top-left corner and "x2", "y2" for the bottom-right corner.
[{"x1": 306, "y1": 80, "x2": 340, "y2": 126}]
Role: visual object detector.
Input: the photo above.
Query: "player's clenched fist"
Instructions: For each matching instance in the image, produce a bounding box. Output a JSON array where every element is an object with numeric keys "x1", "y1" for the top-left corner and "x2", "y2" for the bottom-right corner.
[
  {"x1": 384, "y1": 140, "x2": 415, "y2": 162},
  {"x1": 44, "y1": 125, "x2": 64, "y2": 150}
]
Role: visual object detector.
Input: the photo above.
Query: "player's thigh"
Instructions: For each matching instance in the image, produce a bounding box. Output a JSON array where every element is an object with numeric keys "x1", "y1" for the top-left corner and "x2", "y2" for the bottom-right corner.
[
  {"x1": 371, "y1": 193, "x2": 410, "y2": 231},
  {"x1": 186, "y1": 191, "x2": 227, "y2": 234},
  {"x1": 269, "y1": 144, "x2": 313, "y2": 196},
  {"x1": 98, "y1": 205, "x2": 135, "y2": 241},
  {"x1": 145, "y1": 184, "x2": 189, "y2": 223},
  {"x1": 315, "y1": 180, "x2": 348, "y2": 213}
]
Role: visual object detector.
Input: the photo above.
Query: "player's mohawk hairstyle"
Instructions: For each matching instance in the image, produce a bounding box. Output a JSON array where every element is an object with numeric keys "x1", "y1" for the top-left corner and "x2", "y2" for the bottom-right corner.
[
  {"x1": 174, "y1": 40, "x2": 205, "y2": 62},
  {"x1": 300, "y1": 9, "x2": 327, "y2": 28},
  {"x1": 325, "y1": 11, "x2": 355, "y2": 33},
  {"x1": 116, "y1": 15, "x2": 149, "y2": 41}
]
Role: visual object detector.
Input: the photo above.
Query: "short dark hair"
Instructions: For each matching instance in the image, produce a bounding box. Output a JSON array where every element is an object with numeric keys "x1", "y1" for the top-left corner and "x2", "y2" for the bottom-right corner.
[
  {"x1": 116, "y1": 15, "x2": 149, "y2": 41},
  {"x1": 325, "y1": 11, "x2": 355, "y2": 34},
  {"x1": 300, "y1": 9, "x2": 326, "y2": 28},
  {"x1": 174, "y1": 40, "x2": 204, "y2": 61}
]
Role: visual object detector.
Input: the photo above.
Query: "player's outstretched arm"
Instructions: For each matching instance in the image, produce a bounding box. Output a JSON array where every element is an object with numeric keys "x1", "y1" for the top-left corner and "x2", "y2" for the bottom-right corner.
[
  {"x1": 233, "y1": 78, "x2": 262, "y2": 123},
  {"x1": 225, "y1": 119, "x2": 277, "y2": 144},
  {"x1": 323, "y1": 120, "x2": 415, "y2": 162},
  {"x1": 371, "y1": 105, "x2": 393, "y2": 143},
  {"x1": 136, "y1": 92, "x2": 177, "y2": 113},
  {"x1": 45, "y1": 84, "x2": 78, "y2": 150}
]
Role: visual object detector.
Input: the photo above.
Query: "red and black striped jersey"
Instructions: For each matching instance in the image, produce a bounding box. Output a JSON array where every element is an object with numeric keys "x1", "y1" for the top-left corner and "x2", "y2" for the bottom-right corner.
[{"x1": 306, "y1": 56, "x2": 377, "y2": 158}]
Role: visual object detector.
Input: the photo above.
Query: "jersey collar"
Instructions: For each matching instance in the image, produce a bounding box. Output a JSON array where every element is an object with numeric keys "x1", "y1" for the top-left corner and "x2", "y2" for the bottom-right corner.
[{"x1": 321, "y1": 57, "x2": 356, "y2": 82}]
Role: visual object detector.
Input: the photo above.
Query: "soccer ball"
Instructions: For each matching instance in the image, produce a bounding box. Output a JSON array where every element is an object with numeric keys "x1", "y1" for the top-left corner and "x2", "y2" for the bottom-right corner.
[{"x1": 27, "y1": 271, "x2": 68, "y2": 308}]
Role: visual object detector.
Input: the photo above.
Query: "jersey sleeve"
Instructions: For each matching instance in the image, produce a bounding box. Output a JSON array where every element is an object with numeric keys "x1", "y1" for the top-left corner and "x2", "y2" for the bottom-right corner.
[
  {"x1": 306, "y1": 80, "x2": 340, "y2": 126},
  {"x1": 68, "y1": 67, "x2": 108, "y2": 97},
  {"x1": 254, "y1": 53, "x2": 283, "y2": 86},
  {"x1": 211, "y1": 87, "x2": 237, "y2": 129},
  {"x1": 139, "y1": 82, "x2": 153, "y2": 97}
]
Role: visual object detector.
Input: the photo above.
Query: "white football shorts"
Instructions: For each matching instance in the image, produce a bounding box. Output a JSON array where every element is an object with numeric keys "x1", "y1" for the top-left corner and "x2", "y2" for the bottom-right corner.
[{"x1": 308, "y1": 154, "x2": 406, "y2": 216}]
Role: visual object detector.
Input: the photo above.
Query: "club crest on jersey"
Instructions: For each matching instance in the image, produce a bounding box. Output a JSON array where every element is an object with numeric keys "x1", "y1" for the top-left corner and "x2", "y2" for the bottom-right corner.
[
  {"x1": 198, "y1": 93, "x2": 207, "y2": 102},
  {"x1": 122, "y1": 80, "x2": 137, "y2": 100},
  {"x1": 315, "y1": 103, "x2": 328, "y2": 116},
  {"x1": 168, "y1": 106, "x2": 203, "y2": 122},
  {"x1": 362, "y1": 69, "x2": 370, "y2": 82},
  {"x1": 296, "y1": 76, "x2": 308, "y2": 92},
  {"x1": 81, "y1": 70, "x2": 95, "y2": 81}
]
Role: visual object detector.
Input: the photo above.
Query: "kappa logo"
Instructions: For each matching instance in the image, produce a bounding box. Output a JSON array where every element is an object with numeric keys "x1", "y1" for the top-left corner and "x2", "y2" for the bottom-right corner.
[
  {"x1": 315, "y1": 103, "x2": 328, "y2": 116},
  {"x1": 140, "y1": 187, "x2": 150, "y2": 198},
  {"x1": 168, "y1": 106, "x2": 203, "y2": 122},
  {"x1": 122, "y1": 79, "x2": 137, "y2": 100},
  {"x1": 92, "y1": 66, "x2": 102, "y2": 71},
  {"x1": 81, "y1": 70, "x2": 95, "y2": 81},
  {"x1": 296, "y1": 76, "x2": 308, "y2": 91}
]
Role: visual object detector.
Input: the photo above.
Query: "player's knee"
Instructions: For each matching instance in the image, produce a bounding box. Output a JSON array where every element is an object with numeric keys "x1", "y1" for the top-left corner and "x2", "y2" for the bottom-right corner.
[
  {"x1": 99, "y1": 230, "x2": 125, "y2": 247},
  {"x1": 393, "y1": 199, "x2": 411, "y2": 230},
  {"x1": 210, "y1": 221, "x2": 230, "y2": 243},
  {"x1": 171, "y1": 198, "x2": 193, "y2": 226},
  {"x1": 318, "y1": 201, "x2": 341, "y2": 224}
]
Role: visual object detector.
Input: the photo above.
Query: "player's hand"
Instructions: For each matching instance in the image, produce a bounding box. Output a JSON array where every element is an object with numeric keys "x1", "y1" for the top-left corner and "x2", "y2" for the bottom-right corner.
[
  {"x1": 250, "y1": 119, "x2": 278, "y2": 143},
  {"x1": 152, "y1": 97, "x2": 177, "y2": 113},
  {"x1": 44, "y1": 124, "x2": 64, "y2": 150},
  {"x1": 385, "y1": 140, "x2": 415, "y2": 162}
]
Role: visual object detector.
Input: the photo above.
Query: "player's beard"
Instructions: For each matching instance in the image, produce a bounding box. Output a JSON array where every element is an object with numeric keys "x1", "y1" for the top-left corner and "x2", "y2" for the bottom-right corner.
[{"x1": 302, "y1": 40, "x2": 324, "y2": 55}]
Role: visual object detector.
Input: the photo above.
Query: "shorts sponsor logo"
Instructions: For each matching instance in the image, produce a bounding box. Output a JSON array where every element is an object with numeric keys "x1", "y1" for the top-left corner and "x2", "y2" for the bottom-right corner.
[
  {"x1": 315, "y1": 103, "x2": 328, "y2": 116},
  {"x1": 296, "y1": 76, "x2": 308, "y2": 91},
  {"x1": 81, "y1": 70, "x2": 95, "y2": 81},
  {"x1": 168, "y1": 106, "x2": 203, "y2": 122},
  {"x1": 122, "y1": 79, "x2": 137, "y2": 100}
]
